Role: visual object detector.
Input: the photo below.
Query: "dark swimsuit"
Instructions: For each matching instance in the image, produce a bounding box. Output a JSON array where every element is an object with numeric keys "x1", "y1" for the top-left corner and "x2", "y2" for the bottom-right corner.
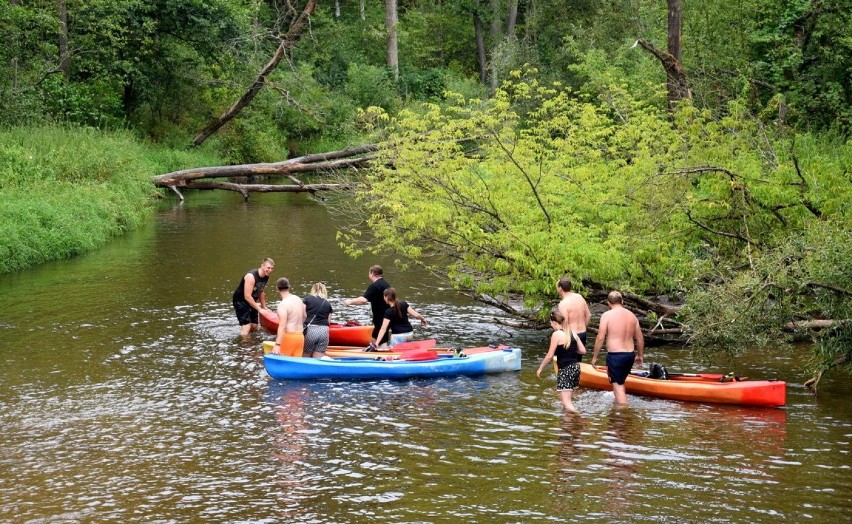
[
  {"x1": 555, "y1": 331, "x2": 583, "y2": 391},
  {"x1": 606, "y1": 351, "x2": 636, "y2": 385}
]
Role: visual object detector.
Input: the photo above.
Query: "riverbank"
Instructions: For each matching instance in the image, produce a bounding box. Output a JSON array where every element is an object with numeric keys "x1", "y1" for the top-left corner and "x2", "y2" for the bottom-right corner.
[{"x1": 0, "y1": 125, "x2": 224, "y2": 274}]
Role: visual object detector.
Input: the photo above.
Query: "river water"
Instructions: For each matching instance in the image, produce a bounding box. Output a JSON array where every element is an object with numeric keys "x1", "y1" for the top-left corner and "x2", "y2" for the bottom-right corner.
[{"x1": 0, "y1": 192, "x2": 849, "y2": 523}]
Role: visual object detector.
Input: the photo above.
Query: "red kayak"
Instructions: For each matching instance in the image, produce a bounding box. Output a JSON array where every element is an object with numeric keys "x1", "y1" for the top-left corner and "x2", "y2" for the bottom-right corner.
[{"x1": 259, "y1": 313, "x2": 373, "y2": 346}]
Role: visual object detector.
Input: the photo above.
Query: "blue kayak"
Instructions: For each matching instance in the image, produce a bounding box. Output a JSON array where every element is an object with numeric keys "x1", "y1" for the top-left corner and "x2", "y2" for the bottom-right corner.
[{"x1": 263, "y1": 346, "x2": 522, "y2": 380}]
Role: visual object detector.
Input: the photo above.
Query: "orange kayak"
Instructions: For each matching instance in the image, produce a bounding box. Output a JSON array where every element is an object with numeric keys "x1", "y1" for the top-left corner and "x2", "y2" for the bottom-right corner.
[
  {"x1": 259, "y1": 314, "x2": 372, "y2": 346},
  {"x1": 579, "y1": 363, "x2": 786, "y2": 407}
]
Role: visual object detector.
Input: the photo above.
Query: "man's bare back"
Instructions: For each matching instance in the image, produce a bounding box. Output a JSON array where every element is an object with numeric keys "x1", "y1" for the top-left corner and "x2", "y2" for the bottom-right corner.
[
  {"x1": 559, "y1": 293, "x2": 591, "y2": 334},
  {"x1": 556, "y1": 277, "x2": 591, "y2": 334},
  {"x1": 598, "y1": 306, "x2": 641, "y2": 352},
  {"x1": 591, "y1": 292, "x2": 644, "y2": 364},
  {"x1": 277, "y1": 294, "x2": 306, "y2": 332}
]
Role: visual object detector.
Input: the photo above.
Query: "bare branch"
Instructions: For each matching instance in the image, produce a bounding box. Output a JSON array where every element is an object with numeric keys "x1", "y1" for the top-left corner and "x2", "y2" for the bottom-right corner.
[
  {"x1": 684, "y1": 208, "x2": 757, "y2": 245},
  {"x1": 490, "y1": 130, "x2": 552, "y2": 225},
  {"x1": 806, "y1": 282, "x2": 852, "y2": 297}
]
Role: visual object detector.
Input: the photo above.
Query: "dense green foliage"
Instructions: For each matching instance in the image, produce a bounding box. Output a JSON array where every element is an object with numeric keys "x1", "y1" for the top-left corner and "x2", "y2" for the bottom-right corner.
[
  {"x1": 3, "y1": 0, "x2": 847, "y2": 147},
  {"x1": 0, "y1": 125, "x2": 223, "y2": 273}
]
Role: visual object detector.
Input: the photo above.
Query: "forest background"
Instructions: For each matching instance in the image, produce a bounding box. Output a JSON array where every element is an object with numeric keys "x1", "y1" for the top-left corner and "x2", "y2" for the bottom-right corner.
[{"x1": 1, "y1": 0, "x2": 849, "y2": 387}]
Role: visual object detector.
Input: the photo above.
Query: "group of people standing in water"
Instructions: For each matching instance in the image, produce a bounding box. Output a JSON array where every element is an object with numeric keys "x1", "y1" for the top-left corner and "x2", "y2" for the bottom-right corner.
[
  {"x1": 232, "y1": 259, "x2": 645, "y2": 411},
  {"x1": 231, "y1": 260, "x2": 427, "y2": 359},
  {"x1": 536, "y1": 277, "x2": 646, "y2": 412}
]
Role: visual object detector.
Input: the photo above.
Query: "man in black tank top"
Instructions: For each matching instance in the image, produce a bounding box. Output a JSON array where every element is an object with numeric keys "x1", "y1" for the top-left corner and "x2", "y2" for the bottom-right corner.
[{"x1": 232, "y1": 257, "x2": 275, "y2": 335}]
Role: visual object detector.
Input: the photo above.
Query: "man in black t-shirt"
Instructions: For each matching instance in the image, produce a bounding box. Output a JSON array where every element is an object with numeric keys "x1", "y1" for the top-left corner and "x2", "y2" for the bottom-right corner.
[{"x1": 343, "y1": 264, "x2": 391, "y2": 344}]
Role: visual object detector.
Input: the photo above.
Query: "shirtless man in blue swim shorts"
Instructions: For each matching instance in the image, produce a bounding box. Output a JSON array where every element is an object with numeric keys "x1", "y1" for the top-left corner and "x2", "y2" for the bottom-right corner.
[{"x1": 590, "y1": 291, "x2": 645, "y2": 405}]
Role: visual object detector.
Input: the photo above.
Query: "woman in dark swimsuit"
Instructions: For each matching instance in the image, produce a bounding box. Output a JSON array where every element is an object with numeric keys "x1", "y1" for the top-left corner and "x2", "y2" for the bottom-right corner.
[{"x1": 536, "y1": 310, "x2": 586, "y2": 413}]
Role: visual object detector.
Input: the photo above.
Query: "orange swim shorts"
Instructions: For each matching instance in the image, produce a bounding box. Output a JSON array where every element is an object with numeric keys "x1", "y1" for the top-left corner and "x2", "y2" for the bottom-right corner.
[{"x1": 277, "y1": 332, "x2": 305, "y2": 357}]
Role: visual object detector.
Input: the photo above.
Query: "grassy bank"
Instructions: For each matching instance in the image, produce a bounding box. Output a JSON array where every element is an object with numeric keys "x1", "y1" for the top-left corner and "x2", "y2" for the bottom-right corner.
[{"x1": 0, "y1": 125, "x2": 223, "y2": 274}]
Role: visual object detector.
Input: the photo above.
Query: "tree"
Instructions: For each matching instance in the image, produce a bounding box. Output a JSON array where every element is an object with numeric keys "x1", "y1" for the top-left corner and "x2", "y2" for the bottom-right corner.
[
  {"x1": 57, "y1": 0, "x2": 69, "y2": 78},
  {"x1": 192, "y1": 0, "x2": 318, "y2": 146},
  {"x1": 385, "y1": 0, "x2": 399, "y2": 81},
  {"x1": 338, "y1": 70, "x2": 851, "y2": 385}
]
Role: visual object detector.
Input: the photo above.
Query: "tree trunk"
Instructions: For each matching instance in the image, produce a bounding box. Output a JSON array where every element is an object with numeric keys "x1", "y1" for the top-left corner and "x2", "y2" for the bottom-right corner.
[
  {"x1": 506, "y1": 0, "x2": 519, "y2": 36},
  {"x1": 488, "y1": 0, "x2": 501, "y2": 91},
  {"x1": 385, "y1": 0, "x2": 399, "y2": 81},
  {"x1": 473, "y1": 11, "x2": 487, "y2": 83},
  {"x1": 57, "y1": 0, "x2": 70, "y2": 79},
  {"x1": 666, "y1": 0, "x2": 686, "y2": 109},
  {"x1": 191, "y1": 0, "x2": 317, "y2": 147},
  {"x1": 636, "y1": 38, "x2": 691, "y2": 110},
  {"x1": 152, "y1": 144, "x2": 378, "y2": 201},
  {"x1": 667, "y1": 0, "x2": 682, "y2": 63},
  {"x1": 360, "y1": 0, "x2": 365, "y2": 21},
  {"x1": 334, "y1": 0, "x2": 341, "y2": 19},
  {"x1": 489, "y1": 0, "x2": 502, "y2": 43}
]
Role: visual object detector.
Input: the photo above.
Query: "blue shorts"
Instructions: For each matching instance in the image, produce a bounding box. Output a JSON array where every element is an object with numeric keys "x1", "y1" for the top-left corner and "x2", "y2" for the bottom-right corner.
[
  {"x1": 606, "y1": 352, "x2": 636, "y2": 385},
  {"x1": 389, "y1": 332, "x2": 414, "y2": 347}
]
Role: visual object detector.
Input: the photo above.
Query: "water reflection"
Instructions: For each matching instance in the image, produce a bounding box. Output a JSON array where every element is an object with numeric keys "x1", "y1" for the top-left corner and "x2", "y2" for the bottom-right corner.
[
  {"x1": 599, "y1": 407, "x2": 645, "y2": 519},
  {"x1": 268, "y1": 384, "x2": 312, "y2": 519},
  {"x1": 1, "y1": 191, "x2": 850, "y2": 523}
]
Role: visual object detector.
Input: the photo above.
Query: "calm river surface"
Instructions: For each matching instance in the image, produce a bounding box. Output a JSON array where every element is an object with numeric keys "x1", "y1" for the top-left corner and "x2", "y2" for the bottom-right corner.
[{"x1": 0, "y1": 192, "x2": 849, "y2": 523}]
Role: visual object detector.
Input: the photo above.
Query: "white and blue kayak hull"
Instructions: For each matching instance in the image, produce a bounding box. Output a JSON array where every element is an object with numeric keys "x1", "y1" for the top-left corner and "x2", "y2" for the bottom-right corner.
[{"x1": 264, "y1": 347, "x2": 522, "y2": 380}]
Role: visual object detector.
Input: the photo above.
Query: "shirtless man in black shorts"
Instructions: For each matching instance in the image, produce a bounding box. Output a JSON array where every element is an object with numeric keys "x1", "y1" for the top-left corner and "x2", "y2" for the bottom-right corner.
[{"x1": 591, "y1": 291, "x2": 645, "y2": 405}]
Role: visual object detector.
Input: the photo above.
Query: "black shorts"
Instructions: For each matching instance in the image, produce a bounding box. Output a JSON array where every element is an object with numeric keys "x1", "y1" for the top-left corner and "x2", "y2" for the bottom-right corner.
[
  {"x1": 371, "y1": 321, "x2": 389, "y2": 344},
  {"x1": 606, "y1": 352, "x2": 636, "y2": 385},
  {"x1": 233, "y1": 300, "x2": 258, "y2": 326}
]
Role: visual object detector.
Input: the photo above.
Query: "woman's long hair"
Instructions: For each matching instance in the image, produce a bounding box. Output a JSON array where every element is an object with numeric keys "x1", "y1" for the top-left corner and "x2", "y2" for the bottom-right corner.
[
  {"x1": 384, "y1": 287, "x2": 404, "y2": 318},
  {"x1": 310, "y1": 282, "x2": 328, "y2": 299}
]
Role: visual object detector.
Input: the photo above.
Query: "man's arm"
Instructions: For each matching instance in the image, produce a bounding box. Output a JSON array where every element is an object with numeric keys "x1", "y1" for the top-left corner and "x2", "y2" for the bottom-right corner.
[
  {"x1": 344, "y1": 296, "x2": 368, "y2": 306},
  {"x1": 242, "y1": 273, "x2": 261, "y2": 310},
  {"x1": 591, "y1": 314, "x2": 608, "y2": 366},
  {"x1": 634, "y1": 316, "x2": 645, "y2": 364},
  {"x1": 584, "y1": 302, "x2": 591, "y2": 326}
]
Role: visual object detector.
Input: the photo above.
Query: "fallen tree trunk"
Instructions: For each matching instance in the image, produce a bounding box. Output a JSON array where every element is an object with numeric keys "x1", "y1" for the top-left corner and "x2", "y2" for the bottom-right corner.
[
  {"x1": 474, "y1": 288, "x2": 686, "y2": 346},
  {"x1": 152, "y1": 144, "x2": 378, "y2": 201},
  {"x1": 786, "y1": 318, "x2": 850, "y2": 331}
]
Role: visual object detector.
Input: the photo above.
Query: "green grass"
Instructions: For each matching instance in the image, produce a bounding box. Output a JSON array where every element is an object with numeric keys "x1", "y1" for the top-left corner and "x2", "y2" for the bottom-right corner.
[{"x1": 0, "y1": 124, "x2": 225, "y2": 273}]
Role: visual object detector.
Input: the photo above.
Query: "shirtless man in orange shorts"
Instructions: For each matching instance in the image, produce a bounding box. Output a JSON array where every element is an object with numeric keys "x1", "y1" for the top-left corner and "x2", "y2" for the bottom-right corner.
[{"x1": 271, "y1": 277, "x2": 307, "y2": 357}]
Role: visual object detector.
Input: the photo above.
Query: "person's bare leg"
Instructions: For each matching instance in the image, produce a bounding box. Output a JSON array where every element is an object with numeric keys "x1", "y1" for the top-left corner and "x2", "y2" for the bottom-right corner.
[
  {"x1": 560, "y1": 390, "x2": 579, "y2": 413},
  {"x1": 612, "y1": 383, "x2": 628, "y2": 405}
]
